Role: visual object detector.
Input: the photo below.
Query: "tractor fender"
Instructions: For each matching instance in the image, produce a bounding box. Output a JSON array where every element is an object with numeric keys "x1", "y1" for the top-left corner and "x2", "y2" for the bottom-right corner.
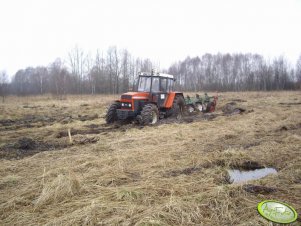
[
  {"x1": 165, "y1": 92, "x2": 184, "y2": 108},
  {"x1": 137, "y1": 101, "x2": 157, "y2": 110}
]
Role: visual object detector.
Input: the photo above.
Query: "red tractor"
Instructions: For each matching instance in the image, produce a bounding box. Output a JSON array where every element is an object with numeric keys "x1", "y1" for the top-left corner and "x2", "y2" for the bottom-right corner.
[{"x1": 106, "y1": 71, "x2": 185, "y2": 125}]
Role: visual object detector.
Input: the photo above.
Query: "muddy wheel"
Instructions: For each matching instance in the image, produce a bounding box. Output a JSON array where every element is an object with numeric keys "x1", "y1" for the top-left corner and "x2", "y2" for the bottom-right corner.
[
  {"x1": 172, "y1": 95, "x2": 185, "y2": 119},
  {"x1": 141, "y1": 104, "x2": 159, "y2": 125},
  {"x1": 106, "y1": 102, "x2": 121, "y2": 124}
]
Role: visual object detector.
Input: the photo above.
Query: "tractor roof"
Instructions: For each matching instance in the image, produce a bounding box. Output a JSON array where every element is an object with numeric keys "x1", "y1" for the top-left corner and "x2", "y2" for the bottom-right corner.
[{"x1": 139, "y1": 72, "x2": 174, "y2": 79}]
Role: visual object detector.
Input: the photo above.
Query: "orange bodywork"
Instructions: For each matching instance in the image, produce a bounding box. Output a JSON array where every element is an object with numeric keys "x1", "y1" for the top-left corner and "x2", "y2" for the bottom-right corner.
[
  {"x1": 120, "y1": 93, "x2": 148, "y2": 102},
  {"x1": 118, "y1": 91, "x2": 182, "y2": 110},
  {"x1": 121, "y1": 92, "x2": 149, "y2": 99},
  {"x1": 119, "y1": 92, "x2": 149, "y2": 110},
  {"x1": 164, "y1": 92, "x2": 176, "y2": 108}
]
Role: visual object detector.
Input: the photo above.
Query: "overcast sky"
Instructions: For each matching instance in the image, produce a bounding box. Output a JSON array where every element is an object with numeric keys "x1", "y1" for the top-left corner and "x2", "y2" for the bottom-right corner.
[{"x1": 0, "y1": 0, "x2": 300, "y2": 75}]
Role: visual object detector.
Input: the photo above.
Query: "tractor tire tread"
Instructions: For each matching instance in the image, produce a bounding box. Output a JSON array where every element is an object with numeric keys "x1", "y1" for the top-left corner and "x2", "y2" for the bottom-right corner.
[
  {"x1": 172, "y1": 95, "x2": 185, "y2": 117},
  {"x1": 140, "y1": 104, "x2": 159, "y2": 125},
  {"x1": 106, "y1": 102, "x2": 120, "y2": 124}
]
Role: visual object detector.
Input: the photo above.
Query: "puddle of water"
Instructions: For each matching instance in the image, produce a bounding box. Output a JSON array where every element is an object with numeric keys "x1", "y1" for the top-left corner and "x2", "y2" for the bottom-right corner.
[{"x1": 228, "y1": 168, "x2": 277, "y2": 183}]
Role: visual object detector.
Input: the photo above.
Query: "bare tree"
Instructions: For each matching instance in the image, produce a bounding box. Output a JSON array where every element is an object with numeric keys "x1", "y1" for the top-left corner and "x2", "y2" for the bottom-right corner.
[
  {"x1": 94, "y1": 50, "x2": 106, "y2": 93},
  {"x1": 85, "y1": 53, "x2": 95, "y2": 94},
  {"x1": 296, "y1": 55, "x2": 301, "y2": 89},
  {"x1": 0, "y1": 70, "x2": 8, "y2": 102},
  {"x1": 113, "y1": 47, "x2": 120, "y2": 94},
  {"x1": 35, "y1": 66, "x2": 48, "y2": 94},
  {"x1": 49, "y1": 58, "x2": 69, "y2": 99},
  {"x1": 68, "y1": 45, "x2": 85, "y2": 94},
  {"x1": 121, "y1": 49, "x2": 130, "y2": 92},
  {"x1": 107, "y1": 47, "x2": 114, "y2": 94},
  {"x1": 12, "y1": 69, "x2": 25, "y2": 95}
]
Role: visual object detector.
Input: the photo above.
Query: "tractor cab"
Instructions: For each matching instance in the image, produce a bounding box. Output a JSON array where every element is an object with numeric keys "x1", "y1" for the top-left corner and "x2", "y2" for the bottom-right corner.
[
  {"x1": 137, "y1": 72, "x2": 175, "y2": 93},
  {"x1": 137, "y1": 72, "x2": 175, "y2": 107}
]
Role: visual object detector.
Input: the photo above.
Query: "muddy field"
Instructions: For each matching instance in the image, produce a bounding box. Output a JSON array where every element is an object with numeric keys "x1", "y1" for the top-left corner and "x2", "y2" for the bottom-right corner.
[{"x1": 0, "y1": 92, "x2": 300, "y2": 225}]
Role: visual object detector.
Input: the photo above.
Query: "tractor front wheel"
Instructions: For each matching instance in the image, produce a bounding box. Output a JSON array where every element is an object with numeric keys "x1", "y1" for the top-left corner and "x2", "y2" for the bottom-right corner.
[
  {"x1": 106, "y1": 102, "x2": 121, "y2": 124},
  {"x1": 140, "y1": 104, "x2": 159, "y2": 125}
]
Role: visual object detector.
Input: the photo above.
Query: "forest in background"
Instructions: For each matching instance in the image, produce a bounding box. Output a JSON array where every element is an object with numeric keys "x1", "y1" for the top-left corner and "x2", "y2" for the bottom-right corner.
[{"x1": 1, "y1": 46, "x2": 301, "y2": 100}]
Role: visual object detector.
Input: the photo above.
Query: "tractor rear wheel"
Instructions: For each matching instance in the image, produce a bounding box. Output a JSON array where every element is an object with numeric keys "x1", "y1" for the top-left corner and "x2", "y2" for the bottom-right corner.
[
  {"x1": 140, "y1": 104, "x2": 159, "y2": 125},
  {"x1": 172, "y1": 95, "x2": 185, "y2": 118},
  {"x1": 106, "y1": 102, "x2": 121, "y2": 124}
]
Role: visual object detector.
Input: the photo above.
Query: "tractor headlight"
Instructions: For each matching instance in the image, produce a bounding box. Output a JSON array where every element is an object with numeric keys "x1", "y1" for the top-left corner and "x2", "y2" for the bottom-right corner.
[
  {"x1": 129, "y1": 104, "x2": 131, "y2": 107},
  {"x1": 121, "y1": 103, "x2": 124, "y2": 106}
]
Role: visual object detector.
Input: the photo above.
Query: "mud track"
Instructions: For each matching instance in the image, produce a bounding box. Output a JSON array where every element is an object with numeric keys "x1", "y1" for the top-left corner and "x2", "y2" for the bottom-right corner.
[
  {"x1": 0, "y1": 102, "x2": 253, "y2": 160},
  {"x1": 0, "y1": 114, "x2": 99, "y2": 132},
  {"x1": 0, "y1": 137, "x2": 69, "y2": 160}
]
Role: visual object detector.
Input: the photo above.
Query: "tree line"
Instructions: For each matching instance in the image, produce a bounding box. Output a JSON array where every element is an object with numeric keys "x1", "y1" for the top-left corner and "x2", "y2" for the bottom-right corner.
[
  {"x1": 169, "y1": 53, "x2": 301, "y2": 91},
  {"x1": 1, "y1": 47, "x2": 301, "y2": 100},
  {"x1": 2, "y1": 46, "x2": 155, "y2": 98}
]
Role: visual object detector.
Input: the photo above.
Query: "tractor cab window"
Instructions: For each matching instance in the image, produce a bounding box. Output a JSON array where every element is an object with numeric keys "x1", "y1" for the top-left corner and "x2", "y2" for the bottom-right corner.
[
  {"x1": 138, "y1": 76, "x2": 151, "y2": 92},
  {"x1": 167, "y1": 79, "x2": 174, "y2": 92},
  {"x1": 160, "y1": 78, "x2": 167, "y2": 92},
  {"x1": 138, "y1": 76, "x2": 173, "y2": 92},
  {"x1": 152, "y1": 77, "x2": 160, "y2": 92}
]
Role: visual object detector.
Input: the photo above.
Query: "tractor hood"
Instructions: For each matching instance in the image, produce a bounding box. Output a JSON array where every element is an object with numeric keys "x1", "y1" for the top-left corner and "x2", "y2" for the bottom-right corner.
[{"x1": 121, "y1": 92, "x2": 149, "y2": 100}]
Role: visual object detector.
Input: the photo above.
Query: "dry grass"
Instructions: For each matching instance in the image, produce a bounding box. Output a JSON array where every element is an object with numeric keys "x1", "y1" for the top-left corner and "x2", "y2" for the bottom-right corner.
[
  {"x1": 34, "y1": 172, "x2": 81, "y2": 208},
  {"x1": 0, "y1": 92, "x2": 300, "y2": 225}
]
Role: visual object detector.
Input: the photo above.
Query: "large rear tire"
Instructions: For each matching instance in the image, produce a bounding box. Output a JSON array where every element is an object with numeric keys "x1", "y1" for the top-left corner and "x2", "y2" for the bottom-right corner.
[
  {"x1": 106, "y1": 102, "x2": 121, "y2": 124},
  {"x1": 140, "y1": 104, "x2": 159, "y2": 125},
  {"x1": 172, "y1": 95, "x2": 185, "y2": 118}
]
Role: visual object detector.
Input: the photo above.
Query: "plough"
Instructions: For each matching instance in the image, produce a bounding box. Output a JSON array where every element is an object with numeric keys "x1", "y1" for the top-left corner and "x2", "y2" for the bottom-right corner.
[{"x1": 184, "y1": 93, "x2": 218, "y2": 113}]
